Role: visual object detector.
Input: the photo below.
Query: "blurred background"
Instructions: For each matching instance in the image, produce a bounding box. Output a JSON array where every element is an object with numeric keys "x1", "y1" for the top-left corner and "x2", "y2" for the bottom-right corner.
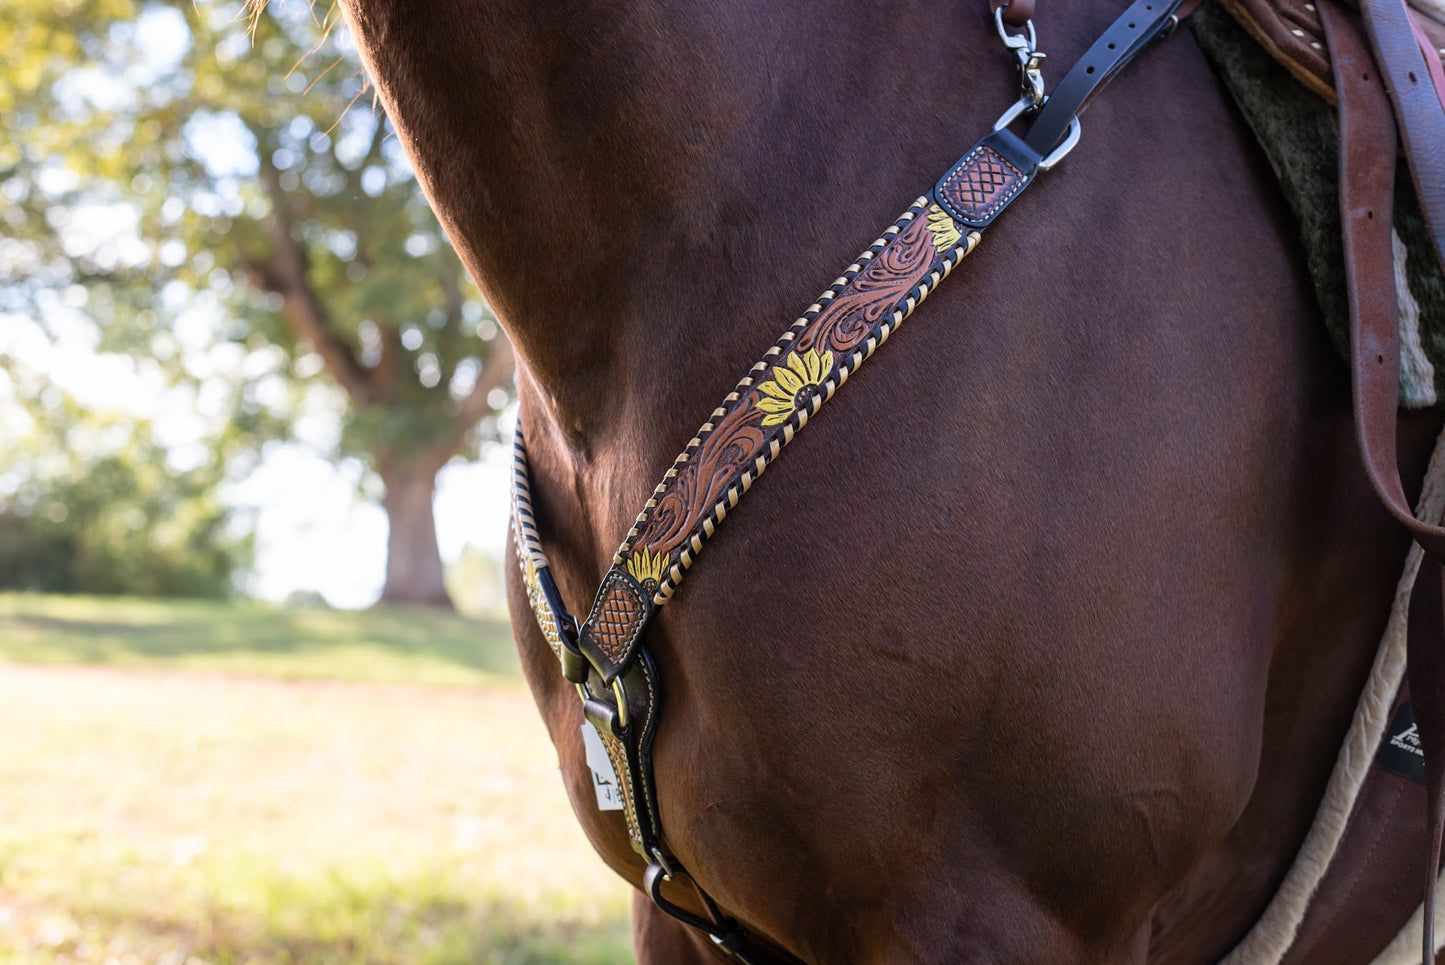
[{"x1": 1, "y1": 1, "x2": 633, "y2": 962}]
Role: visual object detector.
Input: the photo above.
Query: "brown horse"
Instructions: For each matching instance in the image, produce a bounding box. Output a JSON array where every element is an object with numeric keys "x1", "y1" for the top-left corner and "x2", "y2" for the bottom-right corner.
[{"x1": 335, "y1": 0, "x2": 1440, "y2": 960}]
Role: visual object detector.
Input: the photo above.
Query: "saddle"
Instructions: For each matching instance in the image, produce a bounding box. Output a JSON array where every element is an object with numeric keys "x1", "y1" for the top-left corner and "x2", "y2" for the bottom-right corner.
[
  {"x1": 1222, "y1": 0, "x2": 1445, "y2": 102},
  {"x1": 1204, "y1": 0, "x2": 1445, "y2": 961}
]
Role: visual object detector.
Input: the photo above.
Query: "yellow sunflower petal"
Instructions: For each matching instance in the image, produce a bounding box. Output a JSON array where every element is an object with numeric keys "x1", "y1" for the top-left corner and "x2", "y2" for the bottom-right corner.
[
  {"x1": 772, "y1": 363, "x2": 804, "y2": 395},
  {"x1": 757, "y1": 379, "x2": 794, "y2": 400},
  {"x1": 788, "y1": 352, "x2": 813, "y2": 382},
  {"x1": 760, "y1": 410, "x2": 791, "y2": 427},
  {"x1": 795, "y1": 350, "x2": 817, "y2": 383},
  {"x1": 626, "y1": 547, "x2": 666, "y2": 584},
  {"x1": 816, "y1": 350, "x2": 834, "y2": 380},
  {"x1": 755, "y1": 395, "x2": 795, "y2": 414},
  {"x1": 926, "y1": 203, "x2": 961, "y2": 253}
]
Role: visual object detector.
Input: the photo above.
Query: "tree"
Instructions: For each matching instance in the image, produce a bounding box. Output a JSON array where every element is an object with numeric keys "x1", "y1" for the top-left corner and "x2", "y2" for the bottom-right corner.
[
  {"x1": 1, "y1": 0, "x2": 514, "y2": 606},
  {"x1": 0, "y1": 364, "x2": 253, "y2": 597}
]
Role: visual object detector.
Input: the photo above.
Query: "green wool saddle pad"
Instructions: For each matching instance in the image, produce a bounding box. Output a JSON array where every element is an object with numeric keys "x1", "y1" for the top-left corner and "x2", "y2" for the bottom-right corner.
[{"x1": 1190, "y1": 1, "x2": 1445, "y2": 408}]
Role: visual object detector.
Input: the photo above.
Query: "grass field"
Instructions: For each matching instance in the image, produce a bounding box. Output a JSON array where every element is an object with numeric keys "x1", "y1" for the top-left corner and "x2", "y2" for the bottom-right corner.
[
  {"x1": 0, "y1": 592, "x2": 634, "y2": 965},
  {"x1": 0, "y1": 593, "x2": 523, "y2": 687}
]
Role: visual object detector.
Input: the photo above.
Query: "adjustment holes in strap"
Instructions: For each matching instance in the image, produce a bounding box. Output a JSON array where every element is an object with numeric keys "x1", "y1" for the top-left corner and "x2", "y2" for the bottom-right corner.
[
  {"x1": 1108, "y1": 42, "x2": 1117, "y2": 49},
  {"x1": 1366, "y1": 209, "x2": 1375, "y2": 220},
  {"x1": 1086, "y1": 65, "x2": 1095, "y2": 74},
  {"x1": 1409, "y1": 71, "x2": 1418, "y2": 84}
]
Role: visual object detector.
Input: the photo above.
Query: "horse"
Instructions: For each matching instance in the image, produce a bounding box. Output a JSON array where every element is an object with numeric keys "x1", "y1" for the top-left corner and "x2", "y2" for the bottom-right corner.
[{"x1": 333, "y1": 0, "x2": 1443, "y2": 959}]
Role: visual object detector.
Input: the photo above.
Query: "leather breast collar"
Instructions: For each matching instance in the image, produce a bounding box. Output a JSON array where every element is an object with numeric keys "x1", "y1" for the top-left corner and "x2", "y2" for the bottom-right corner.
[{"x1": 511, "y1": 1, "x2": 1196, "y2": 959}]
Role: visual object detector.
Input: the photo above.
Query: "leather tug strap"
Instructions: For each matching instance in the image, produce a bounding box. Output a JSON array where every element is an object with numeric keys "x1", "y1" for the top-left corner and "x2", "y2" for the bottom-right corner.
[
  {"x1": 511, "y1": 1, "x2": 1188, "y2": 958},
  {"x1": 1322, "y1": 0, "x2": 1445, "y2": 960}
]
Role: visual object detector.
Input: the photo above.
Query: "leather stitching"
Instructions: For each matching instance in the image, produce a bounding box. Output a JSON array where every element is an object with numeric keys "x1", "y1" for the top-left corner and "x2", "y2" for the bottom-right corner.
[
  {"x1": 583, "y1": 570, "x2": 648, "y2": 665},
  {"x1": 940, "y1": 145, "x2": 1027, "y2": 223}
]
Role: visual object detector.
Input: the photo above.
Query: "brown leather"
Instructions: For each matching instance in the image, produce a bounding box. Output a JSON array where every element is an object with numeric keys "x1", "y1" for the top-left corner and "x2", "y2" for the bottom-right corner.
[
  {"x1": 1416, "y1": 11, "x2": 1445, "y2": 114},
  {"x1": 1359, "y1": 0, "x2": 1445, "y2": 277},
  {"x1": 1330, "y1": 0, "x2": 1445, "y2": 957},
  {"x1": 1330, "y1": 0, "x2": 1445, "y2": 561},
  {"x1": 1221, "y1": 0, "x2": 1445, "y2": 104},
  {"x1": 992, "y1": 0, "x2": 1035, "y2": 28}
]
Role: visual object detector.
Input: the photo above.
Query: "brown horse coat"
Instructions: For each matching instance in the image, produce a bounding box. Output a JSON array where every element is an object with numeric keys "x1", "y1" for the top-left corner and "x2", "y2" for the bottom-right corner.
[{"x1": 336, "y1": 0, "x2": 1440, "y2": 960}]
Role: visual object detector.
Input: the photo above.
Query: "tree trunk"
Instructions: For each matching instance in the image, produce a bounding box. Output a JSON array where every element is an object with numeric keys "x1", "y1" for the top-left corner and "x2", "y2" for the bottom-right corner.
[{"x1": 378, "y1": 463, "x2": 453, "y2": 607}]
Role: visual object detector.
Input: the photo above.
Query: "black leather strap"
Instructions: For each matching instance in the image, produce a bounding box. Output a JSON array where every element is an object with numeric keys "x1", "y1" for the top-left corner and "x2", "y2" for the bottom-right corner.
[{"x1": 1024, "y1": 0, "x2": 1187, "y2": 155}]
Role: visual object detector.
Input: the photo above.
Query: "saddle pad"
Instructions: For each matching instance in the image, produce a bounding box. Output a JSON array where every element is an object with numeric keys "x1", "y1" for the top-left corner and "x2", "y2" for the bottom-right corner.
[{"x1": 1190, "y1": 1, "x2": 1445, "y2": 407}]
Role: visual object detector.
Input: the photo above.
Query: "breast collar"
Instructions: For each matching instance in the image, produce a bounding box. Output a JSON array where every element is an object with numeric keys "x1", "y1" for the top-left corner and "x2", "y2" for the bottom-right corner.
[{"x1": 509, "y1": 1, "x2": 1193, "y2": 958}]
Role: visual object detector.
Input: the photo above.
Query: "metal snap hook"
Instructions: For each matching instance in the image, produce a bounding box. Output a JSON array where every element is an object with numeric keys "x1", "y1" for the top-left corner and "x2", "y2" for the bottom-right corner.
[
  {"x1": 993, "y1": 7, "x2": 1047, "y2": 111},
  {"x1": 993, "y1": 5, "x2": 1037, "y2": 50}
]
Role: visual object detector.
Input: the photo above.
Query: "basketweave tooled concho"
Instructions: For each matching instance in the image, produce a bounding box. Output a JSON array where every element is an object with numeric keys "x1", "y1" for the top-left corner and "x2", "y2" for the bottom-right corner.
[{"x1": 1221, "y1": 0, "x2": 1445, "y2": 100}]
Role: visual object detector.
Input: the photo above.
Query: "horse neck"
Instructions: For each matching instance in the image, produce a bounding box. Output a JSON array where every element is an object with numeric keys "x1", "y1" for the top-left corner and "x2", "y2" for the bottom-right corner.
[{"x1": 337, "y1": 0, "x2": 1037, "y2": 450}]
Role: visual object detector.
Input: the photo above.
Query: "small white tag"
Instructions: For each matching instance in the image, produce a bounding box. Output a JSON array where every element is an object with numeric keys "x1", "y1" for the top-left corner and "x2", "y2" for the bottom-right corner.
[{"x1": 581, "y1": 721, "x2": 625, "y2": 811}]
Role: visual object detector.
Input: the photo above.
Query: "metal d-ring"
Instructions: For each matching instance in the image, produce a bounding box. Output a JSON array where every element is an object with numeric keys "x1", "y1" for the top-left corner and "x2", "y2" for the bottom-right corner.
[
  {"x1": 1036, "y1": 116, "x2": 1081, "y2": 170},
  {"x1": 990, "y1": 97, "x2": 1082, "y2": 172},
  {"x1": 992, "y1": 96, "x2": 1036, "y2": 132},
  {"x1": 574, "y1": 672, "x2": 630, "y2": 733},
  {"x1": 611, "y1": 675, "x2": 630, "y2": 730}
]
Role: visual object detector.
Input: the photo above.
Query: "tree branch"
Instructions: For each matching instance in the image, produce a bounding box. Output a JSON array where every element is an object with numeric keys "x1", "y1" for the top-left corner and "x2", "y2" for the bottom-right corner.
[
  {"x1": 448, "y1": 340, "x2": 515, "y2": 450},
  {"x1": 437, "y1": 251, "x2": 466, "y2": 385},
  {"x1": 250, "y1": 158, "x2": 374, "y2": 406},
  {"x1": 373, "y1": 323, "x2": 401, "y2": 402}
]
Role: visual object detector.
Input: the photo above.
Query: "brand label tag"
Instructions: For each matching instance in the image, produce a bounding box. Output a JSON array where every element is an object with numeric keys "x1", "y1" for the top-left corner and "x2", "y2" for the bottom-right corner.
[
  {"x1": 1376, "y1": 701, "x2": 1426, "y2": 785},
  {"x1": 581, "y1": 721, "x2": 625, "y2": 811}
]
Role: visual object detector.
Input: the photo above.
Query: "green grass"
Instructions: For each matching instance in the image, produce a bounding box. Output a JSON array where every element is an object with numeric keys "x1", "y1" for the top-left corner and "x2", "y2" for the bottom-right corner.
[
  {"x1": 0, "y1": 594, "x2": 635, "y2": 965},
  {"x1": 0, "y1": 591, "x2": 521, "y2": 687}
]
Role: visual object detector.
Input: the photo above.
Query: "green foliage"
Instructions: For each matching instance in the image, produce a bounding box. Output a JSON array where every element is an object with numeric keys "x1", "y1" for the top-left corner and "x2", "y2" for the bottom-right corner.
[
  {"x1": 1, "y1": 0, "x2": 511, "y2": 468},
  {"x1": 0, "y1": 380, "x2": 252, "y2": 597}
]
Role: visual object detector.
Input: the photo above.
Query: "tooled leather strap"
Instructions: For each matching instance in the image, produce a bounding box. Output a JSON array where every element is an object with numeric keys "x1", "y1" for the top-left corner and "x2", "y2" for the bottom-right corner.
[
  {"x1": 513, "y1": 3, "x2": 1195, "y2": 957},
  {"x1": 573, "y1": 0, "x2": 1190, "y2": 689},
  {"x1": 1323, "y1": 3, "x2": 1445, "y2": 960}
]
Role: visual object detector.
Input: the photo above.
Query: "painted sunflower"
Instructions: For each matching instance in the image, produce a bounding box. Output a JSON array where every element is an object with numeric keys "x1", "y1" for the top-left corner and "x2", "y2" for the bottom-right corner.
[{"x1": 754, "y1": 348, "x2": 834, "y2": 427}]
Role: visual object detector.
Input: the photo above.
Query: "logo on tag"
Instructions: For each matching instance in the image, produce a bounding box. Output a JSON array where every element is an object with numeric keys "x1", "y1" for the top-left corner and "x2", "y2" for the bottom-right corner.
[
  {"x1": 581, "y1": 721, "x2": 625, "y2": 811},
  {"x1": 1376, "y1": 701, "x2": 1426, "y2": 785}
]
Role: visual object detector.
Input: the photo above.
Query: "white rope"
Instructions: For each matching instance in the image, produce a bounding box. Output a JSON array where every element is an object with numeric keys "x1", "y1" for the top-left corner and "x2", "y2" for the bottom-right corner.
[{"x1": 1223, "y1": 424, "x2": 1445, "y2": 965}]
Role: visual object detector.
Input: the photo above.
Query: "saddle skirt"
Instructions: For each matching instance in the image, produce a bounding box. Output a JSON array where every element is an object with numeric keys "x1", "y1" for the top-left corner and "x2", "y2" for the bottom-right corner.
[{"x1": 1223, "y1": 0, "x2": 1445, "y2": 100}]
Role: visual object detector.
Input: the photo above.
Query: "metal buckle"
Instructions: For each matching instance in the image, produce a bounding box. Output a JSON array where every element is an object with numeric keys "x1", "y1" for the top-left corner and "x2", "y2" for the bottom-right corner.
[
  {"x1": 990, "y1": 97, "x2": 1082, "y2": 171},
  {"x1": 993, "y1": 7, "x2": 1046, "y2": 111},
  {"x1": 575, "y1": 672, "x2": 631, "y2": 736},
  {"x1": 1036, "y1": 115, "x2": 1081, "y2": 171}
]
